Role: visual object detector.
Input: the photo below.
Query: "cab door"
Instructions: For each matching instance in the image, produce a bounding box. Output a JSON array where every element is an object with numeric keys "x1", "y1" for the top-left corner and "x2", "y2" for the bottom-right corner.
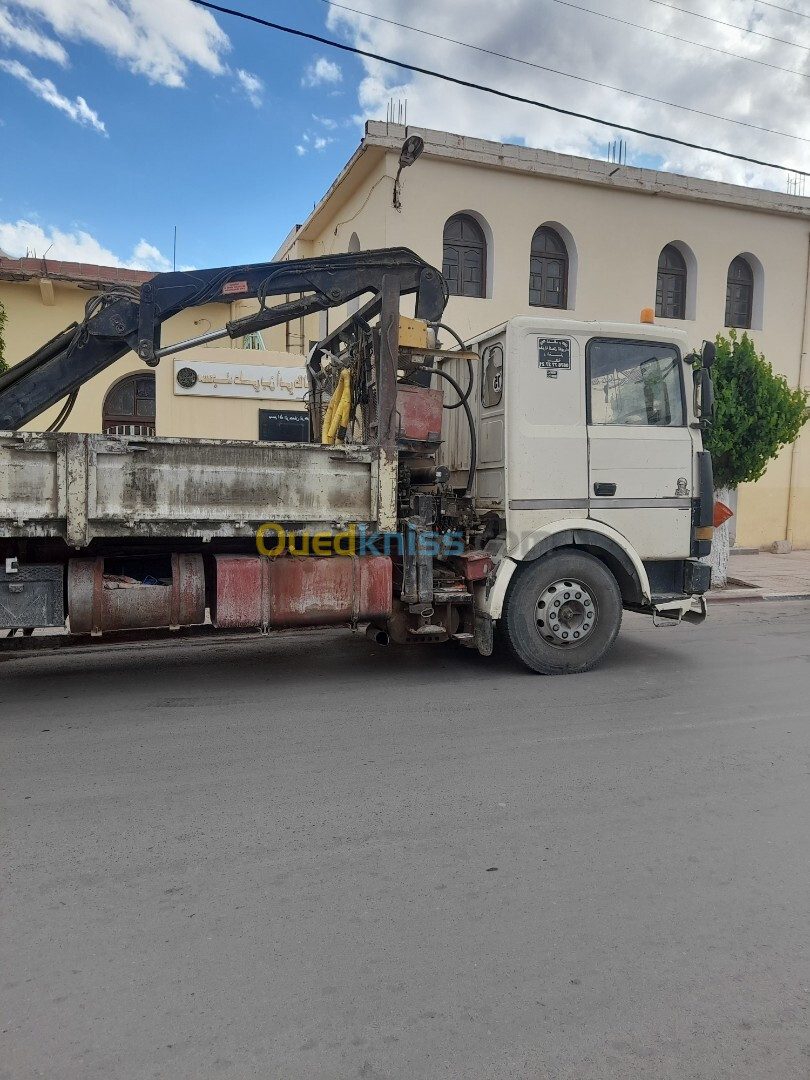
[
  {"x1": 506, "y1": 326, "x2": 589, "y2": 513},
  {"x1": 586, "y1": 337, "x2": 694, "y2": 559}
]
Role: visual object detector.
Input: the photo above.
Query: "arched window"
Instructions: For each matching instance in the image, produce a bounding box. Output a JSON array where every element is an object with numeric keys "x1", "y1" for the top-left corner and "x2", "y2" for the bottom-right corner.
[
  {"x1": 443, "y1": 214, "x2": 486, "y2": 298},
  {"x1": 529, "y1": 226, "x2": 568, "y2": 308},
  {"x1": 725, "y1": 256, "x2": 754, "y2": 329},
  {"x1": 103, "y1": 374, "x2": 156, "y2": 436},
  {"x1": 656, "y1": 244, "x2": 687, "y2": 319}
]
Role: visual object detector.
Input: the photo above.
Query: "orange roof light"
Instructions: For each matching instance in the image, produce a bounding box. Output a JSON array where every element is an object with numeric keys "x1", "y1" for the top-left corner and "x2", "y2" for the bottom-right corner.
[{"x1": 640, "y1": 307, "x2": 655, "y2": 324}]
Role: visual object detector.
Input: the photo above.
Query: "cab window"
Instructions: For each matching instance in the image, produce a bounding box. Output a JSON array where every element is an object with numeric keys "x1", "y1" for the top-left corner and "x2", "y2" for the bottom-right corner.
[{"x1": 588, "y1": 339, "x2": 684, "y2": 427}]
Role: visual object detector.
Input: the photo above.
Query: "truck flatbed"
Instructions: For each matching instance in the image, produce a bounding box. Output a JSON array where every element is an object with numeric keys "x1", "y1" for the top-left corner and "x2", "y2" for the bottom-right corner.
[{"x1": 0, "y1": 431, "x2": 378, "y2": 548}]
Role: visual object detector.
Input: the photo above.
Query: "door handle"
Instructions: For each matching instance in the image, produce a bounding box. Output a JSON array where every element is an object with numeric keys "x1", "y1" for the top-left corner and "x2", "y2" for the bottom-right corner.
[{"x1": 593, "y1": 482, "x2": 616, "y2": 496}]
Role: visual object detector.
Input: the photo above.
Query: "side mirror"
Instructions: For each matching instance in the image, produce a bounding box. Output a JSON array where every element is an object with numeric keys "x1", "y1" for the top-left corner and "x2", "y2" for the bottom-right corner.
[
  {"x1": 701, "y1": 341, "x2": 716, "y2": 369},
  {"x1": 693, "y1": 366, "x2": 715, "y2": 420}
]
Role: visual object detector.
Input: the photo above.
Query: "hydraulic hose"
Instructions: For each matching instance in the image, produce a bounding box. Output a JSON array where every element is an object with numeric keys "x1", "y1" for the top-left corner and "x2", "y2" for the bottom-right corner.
[
  {"x1": 434, "y1": 322, "x2": 473, "y2": 411},
  {"x1": 430, "y1": 367, "x2": 477, "y2": 498},
  {"x1": 47, "y1": 389, "x2": 79, "y2": 433}
]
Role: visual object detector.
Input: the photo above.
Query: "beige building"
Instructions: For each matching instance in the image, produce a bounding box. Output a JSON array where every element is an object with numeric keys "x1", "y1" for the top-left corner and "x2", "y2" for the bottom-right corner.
[
  {"x1": 275, "y1": 122, "x2": 810, "y2": 551},
  {"x1": 1, "y1": 121, "x2": 808, "y2": 548}
]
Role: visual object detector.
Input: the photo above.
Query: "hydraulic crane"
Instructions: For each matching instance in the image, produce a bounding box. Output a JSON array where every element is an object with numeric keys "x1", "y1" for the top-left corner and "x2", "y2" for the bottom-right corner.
[{"x1": 0, "y1": 247, "x2": 446, "y2": 431}]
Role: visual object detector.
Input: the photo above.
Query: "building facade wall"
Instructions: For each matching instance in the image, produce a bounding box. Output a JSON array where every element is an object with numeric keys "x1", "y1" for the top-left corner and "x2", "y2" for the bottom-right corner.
[
  {"x1": 283, "y1": 127, "x2": 810, "y2": 550},
  {"x1": 156, "y1": 346, "x2": 306, "y2": 441}
]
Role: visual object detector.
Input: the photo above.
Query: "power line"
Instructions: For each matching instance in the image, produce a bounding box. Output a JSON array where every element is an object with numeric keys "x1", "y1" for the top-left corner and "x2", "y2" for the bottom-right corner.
[
  {"x1": 749, "y1": 0, "x2": 810, "y2": 19},
  {"x1": 189, "y1": 0, "x2": 810, "y2": 177},
  {"x1": 640, "y1": 0, "x2": 810, "y2": 52},
  {"x1": 321, "y1": 0, "x2": 810, "y2": 145},
  {"x1": 552, "y1": 0, "x2": 810, "y2": 80}
]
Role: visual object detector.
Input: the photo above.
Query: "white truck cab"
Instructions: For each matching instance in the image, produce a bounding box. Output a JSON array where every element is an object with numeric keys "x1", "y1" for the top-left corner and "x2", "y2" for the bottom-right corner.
[{"x1": 441, "y1": 315, "x2": 714, "y2": 674}]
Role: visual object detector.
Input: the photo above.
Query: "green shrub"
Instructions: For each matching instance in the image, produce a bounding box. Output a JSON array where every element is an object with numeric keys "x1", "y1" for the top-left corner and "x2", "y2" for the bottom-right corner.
[{"x1": 704, "y1": 330, "x2": 808, "y2": 491}]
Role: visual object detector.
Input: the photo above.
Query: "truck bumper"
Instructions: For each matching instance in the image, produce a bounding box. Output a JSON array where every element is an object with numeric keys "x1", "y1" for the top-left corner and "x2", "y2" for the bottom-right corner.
[{"x1": 652, "y1": 594, "x2": 708, "y2": 625}]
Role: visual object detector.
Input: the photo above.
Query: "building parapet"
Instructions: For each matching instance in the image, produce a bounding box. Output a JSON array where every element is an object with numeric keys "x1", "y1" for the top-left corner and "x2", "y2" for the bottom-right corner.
[
  {"x1": 364, "y1": 121, "x2": 810, "y2": 219},
  {"x1": 0, "y1": 257, "x2": 154, "y2": 288}
]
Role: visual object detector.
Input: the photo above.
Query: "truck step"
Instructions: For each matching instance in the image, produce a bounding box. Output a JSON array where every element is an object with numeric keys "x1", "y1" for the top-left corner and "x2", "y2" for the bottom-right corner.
[
  {"x1": 407, "y1": 623, "x2": 448, "y2": 642},
  {"x1": 432, "y1": 589, "x2": 472, "y2": 604}
]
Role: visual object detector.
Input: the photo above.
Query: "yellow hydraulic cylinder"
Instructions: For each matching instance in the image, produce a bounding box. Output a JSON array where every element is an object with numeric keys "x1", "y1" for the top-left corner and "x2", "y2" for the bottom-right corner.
[
  {"x1": 322, "y1": 370, "x2": 348, "y2": 445},
  {"x1": 334, "y1": 381, "x2": 353, "y2": 445},
  {"x1": 324, "y1": 370, "x2": 350, "y2": 444}
]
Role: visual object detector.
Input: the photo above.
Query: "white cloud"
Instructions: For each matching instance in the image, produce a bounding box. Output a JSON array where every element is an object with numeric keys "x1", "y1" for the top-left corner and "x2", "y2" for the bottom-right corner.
[
  {"x1": 302, "y1": 56, "x2": 342, "y2": 88},
  {"x1": 4, "y1": 0, "x2": 230, "y2": 88},
  {"x1": 0, "y1": 6, "x2": 68, "y2": 64},
  {"x1": 325, "y1": 0, "x2": 810, "y2": 188},
  {"x1": 0, "y1": 219, "x2": 174, "y2": 270},
  {"x1": 131, "y1": 239, "x2": 172, "y2": 272},
  {"x1": 0, "y1": 59, "x2": 106, "y2": 133},
  {"x1": 295, "y1": 127, "x2": 335, "y2": 155},
  {"x1": 236, "y1": 68, "x2": 263, "y2": 107},
  {"x1": 312, "y1": 114, "x2": 338, "y2": 130}
]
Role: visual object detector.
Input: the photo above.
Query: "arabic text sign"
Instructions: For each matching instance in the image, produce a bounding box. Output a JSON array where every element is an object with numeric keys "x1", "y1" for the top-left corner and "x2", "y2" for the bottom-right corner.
[
  {"x1": 174, "y1": 360, "x2": 308, "y2": 401},
  {"x1": 537, "y1": 337, "x2": 571, "y2": 370}
]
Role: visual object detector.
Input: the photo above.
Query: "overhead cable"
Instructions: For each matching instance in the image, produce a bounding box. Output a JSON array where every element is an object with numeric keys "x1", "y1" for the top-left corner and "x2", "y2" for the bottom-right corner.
[
  {"x1": 552, "y1": 0, "x2": 810, "y2": 80},
  {"x1": 640, "y1": 0, "x2": 810, "y2": 52},
  {"x1": 190, "y1": 0, "x2": 810, "y2": 177},
  {"x1": 321, "y1": 0, "x2": 810, "y2": 145}
]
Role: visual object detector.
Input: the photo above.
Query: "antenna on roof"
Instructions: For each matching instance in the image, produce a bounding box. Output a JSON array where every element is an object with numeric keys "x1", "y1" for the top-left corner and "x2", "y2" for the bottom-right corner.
[
  {"x1": 386, "y1": 98, "x2": 407, "y2": 132},
  {"x1": 606, "y1": 139, "x2": 628, "y2": 171}
]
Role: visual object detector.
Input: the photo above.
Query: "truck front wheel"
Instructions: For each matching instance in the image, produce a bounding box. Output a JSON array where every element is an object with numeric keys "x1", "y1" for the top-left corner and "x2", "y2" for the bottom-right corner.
[{"x1": 500, "y1": 550, "x2": 622, "y2": 674}]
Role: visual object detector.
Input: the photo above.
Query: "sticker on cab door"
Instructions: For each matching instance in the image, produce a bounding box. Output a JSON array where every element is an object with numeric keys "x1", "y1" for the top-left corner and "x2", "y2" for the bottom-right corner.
[
  {"x1": 537, "y1": 337, "x2": 571, "y2": 370},
  {"x1": 482, "y1": 343, "x2": 503, "y2": 408}
]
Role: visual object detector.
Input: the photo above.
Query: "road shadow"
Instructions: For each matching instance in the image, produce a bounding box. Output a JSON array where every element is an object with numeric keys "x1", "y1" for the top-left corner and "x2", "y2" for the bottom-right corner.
[{"x1": 0, "y1": 615, "x2": 685, "y2": 702}]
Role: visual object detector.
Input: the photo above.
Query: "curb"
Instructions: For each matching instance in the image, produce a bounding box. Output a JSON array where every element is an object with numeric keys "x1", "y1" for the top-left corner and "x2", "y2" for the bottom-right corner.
[{"x1": 709, "y1": 590, "x2": 810, "y2": 603}]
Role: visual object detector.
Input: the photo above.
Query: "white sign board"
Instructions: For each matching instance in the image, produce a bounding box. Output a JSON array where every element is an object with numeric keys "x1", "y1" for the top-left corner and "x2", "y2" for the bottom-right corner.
[{"x1": 174, "y1": 360, "x2": 308, "y2": 401}]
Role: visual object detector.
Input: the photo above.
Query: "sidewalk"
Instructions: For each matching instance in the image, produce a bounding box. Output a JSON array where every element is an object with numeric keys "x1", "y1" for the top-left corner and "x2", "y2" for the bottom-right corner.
[{"x1": 711, "y1": 549, "x2": 810, "y2": 602}]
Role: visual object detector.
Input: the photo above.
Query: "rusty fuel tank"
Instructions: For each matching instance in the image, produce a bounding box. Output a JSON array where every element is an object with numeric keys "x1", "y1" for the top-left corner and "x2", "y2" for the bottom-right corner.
[
  {"x1": 212, "y1": 554, "x2": 392, "y2": 630},
  {"x1": 68, "y1": 553, "x2": 205, "y2": 635}
]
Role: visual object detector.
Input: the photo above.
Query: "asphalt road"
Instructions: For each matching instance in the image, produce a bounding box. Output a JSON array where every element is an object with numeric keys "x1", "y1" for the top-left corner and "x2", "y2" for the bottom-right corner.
[{"x1": 1, "y1": 602, "x2": 809, "y2": 1080}]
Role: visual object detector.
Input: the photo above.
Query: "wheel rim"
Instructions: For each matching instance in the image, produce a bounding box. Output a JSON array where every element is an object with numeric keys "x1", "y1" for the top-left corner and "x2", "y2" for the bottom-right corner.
[{"x1": 535, "y1": 578, "x2": 598, "y2": 648}]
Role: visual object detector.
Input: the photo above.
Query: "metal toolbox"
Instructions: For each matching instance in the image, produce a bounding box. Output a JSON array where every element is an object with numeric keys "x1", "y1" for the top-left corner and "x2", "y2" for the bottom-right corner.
[{"x1": 0, "y1": 561, "x2": 65, "y2": 630}]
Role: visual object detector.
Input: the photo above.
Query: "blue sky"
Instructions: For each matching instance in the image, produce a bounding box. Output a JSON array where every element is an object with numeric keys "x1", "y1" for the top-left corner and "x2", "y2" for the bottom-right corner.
[
  {"x1": 1, "y1": 0, "x2": 807, "y2": 272},
  {"x1": 0, "y1": 1, "x2": 371, "y2": 269}
]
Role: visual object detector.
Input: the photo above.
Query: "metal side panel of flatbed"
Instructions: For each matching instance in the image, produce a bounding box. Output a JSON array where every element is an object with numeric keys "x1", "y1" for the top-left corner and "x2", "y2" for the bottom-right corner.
[{"x1": 0, "y1": 431, "x2": 380, "y2": 547}]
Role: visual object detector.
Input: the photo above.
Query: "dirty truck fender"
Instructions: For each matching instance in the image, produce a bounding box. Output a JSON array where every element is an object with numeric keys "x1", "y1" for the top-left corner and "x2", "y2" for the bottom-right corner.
[{"x1": 478, "y1": 518, "x2": 652, "y2": 621}]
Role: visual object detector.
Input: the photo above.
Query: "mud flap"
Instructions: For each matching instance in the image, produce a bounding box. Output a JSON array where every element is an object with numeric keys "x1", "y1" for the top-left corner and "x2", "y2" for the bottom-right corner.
[{"x1": 475, "y1": 612, "x2": 494, "y2": 656}]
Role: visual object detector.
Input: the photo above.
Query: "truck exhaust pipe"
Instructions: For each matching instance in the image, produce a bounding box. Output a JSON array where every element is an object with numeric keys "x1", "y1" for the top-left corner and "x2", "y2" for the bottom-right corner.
[{"x1": 365, "y1": 624, "x2": 390, "y2": 647}]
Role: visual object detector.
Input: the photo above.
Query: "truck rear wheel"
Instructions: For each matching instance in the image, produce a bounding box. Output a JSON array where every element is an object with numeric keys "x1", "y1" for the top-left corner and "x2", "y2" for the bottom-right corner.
[{"x1": 500, "y1": 550, "x2": 622, "y2": 675}]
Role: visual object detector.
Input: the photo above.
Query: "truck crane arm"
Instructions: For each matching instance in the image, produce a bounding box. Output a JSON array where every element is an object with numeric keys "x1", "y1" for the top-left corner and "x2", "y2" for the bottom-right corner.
[{"x1": 0, "y1": 247, "x2": 447, "y2": 431}]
